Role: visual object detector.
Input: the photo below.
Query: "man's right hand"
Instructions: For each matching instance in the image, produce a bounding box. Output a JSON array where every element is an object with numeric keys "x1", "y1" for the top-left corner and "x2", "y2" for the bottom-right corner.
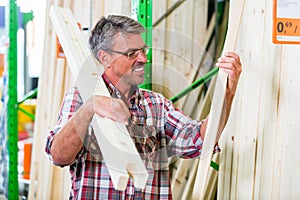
[{"x1": 89, "y1": 96, "x2": 131, "y2": 124}]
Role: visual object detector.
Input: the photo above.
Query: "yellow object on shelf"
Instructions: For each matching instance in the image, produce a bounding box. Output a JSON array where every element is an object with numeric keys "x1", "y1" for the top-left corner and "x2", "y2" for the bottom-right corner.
[
  {"x1": 18, "y1": 99, "x2": 36, "y2": 139},
  {"x1": 0, "y1": 53, "x2": 4, "y2": 77}
]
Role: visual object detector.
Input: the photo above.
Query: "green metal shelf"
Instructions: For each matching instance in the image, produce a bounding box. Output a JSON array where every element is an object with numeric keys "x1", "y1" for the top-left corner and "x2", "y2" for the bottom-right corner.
[
  {"x1": 7, "y1": 0, "x2": 19, "y2": 199},
  {"x1": 132, "y1": 0, "x2": 153, "y2": 90}
]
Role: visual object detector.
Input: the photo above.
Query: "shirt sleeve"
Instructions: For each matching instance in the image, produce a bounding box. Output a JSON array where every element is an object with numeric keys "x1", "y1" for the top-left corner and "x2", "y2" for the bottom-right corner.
[
  {"x1": 164, "y1": 98, "x2": 220, "y2": 158},
  {"x1": 45, "y1": 87, "x2": 84, "y2": 165}
]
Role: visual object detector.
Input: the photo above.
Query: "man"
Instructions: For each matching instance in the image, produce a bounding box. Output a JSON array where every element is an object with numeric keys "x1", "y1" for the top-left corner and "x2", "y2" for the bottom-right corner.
[{"x1": 45, "y1": 15, "x2": 242, "y2": 199}]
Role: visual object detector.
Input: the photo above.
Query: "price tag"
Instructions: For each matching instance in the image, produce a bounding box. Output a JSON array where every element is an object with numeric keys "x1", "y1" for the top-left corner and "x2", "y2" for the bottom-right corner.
[{"x1": 273, "y1": 0, "x2": 300, "y2": 44}]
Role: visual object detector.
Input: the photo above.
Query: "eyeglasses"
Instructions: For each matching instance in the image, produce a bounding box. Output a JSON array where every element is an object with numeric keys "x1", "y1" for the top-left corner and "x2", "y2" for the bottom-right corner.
[{"x1": 108, "y1": 46, "x2": 150, "y2": 59}]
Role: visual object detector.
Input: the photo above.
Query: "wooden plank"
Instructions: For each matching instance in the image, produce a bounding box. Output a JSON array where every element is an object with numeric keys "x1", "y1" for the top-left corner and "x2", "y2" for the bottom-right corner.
[
  {"x1": 253, "y1": 2, "x2": 281, "y2": 195},
  {"x1": 192, "y1": 0, "x2": 208, "y2": 46},
  {"x1": 104, "y1": 0, "x2": 131, "y2": 16},
  {"x1": 222, "y1": 78, "x2": 245, "y2": 199},
  {"x1": 50, "y1": 58, "x2": 70, "y2": 199},
  {"x1": 71, "y1": 0, "x2": 90, "y2": 29},
  {"x1": 50, "y1": 6, "x2": 148, "y2": 190},
  {"x1": 38, "y1": 33, "x2": 59, "y2": 200},
  {"x1": 180, "y1": 13, "x2": 216, "y2": 117},
  {"x1": 215, "y1": 2, "x2": 234, "y2": 199},
  {"x1": 62, "y1": 0, "x2": 72, "y2": 10},
  {"x1": 217, "y1": 62, "x2": 242, "y2": 199},
  {"x1": 196, "y1": 75, "x2": 216, "y2": 121},
  {"x1": 251, "y1": 1, "x2": 275, "y2": 199},
  {"x1": 269, "y1": 45, "x2": 284, "y2": 199},
  {"x1": 216, "y1": 0, "x2": 230, "y2": 57},
  {"x1": 232, "y1": 0, "x2": 266, "y2": 198},
  {"x1": 174, "y1": 70, "x2": 216, "y2": 199},
  {"x1": 251, "y1": 2, "x2": 286, "y2": 200},
  {"x1": 152, "y1": 0, "x2": 167, "y2": 93},
  {"x1": 181, "y1": 159, "x2": 199, "y2": 200},
  {"x1": 217, "y1": 134, "x2": 233, "y2": 199},
  {"x1": 254, "y1": 48, "x2": 281, "y2": 199},
  {"x1": 28, "y1": 1, "x2": 57, "y2": 199},
  {"x1": 91, "y1": 0, "x2": 105, "y2": 26},
  {"x1": 163, "y1": 0, "x2": 196, "y2": 99},
  {"x1": 171, "y1": 159, "x2": 194, "y2": 199},
  {"x1": 203, "y1": 154, "x2": 219, "y2": 199},
  {"x1": 191, "y1": 0, "x2": 246, "y2": 199},
  {"x1": 272, "y1": 45, "x2": 300, "y2": 199},
  {"x1": 47, "y1": 2, "x2": 74, "y2": 198},
  {"x1": 168, "y1": 7, "x2": 217, "y2": 191},
  {"x1": 211, "y1": 0, "x2": 300, "y2": 199}
]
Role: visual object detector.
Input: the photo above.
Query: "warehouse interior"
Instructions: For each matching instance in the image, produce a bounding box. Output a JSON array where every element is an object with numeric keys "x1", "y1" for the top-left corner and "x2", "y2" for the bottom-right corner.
[{"x1": 1, "y1": 0, "x2": 300, "y2": 199}]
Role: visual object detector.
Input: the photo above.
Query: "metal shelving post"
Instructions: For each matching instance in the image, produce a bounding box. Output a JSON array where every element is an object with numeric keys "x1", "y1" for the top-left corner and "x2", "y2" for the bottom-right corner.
[
  {"x1": 7, "y1": 0, "x2": 19, "y2": 198},
  {"x1": 132, "y1": 0, "x2": 152, "y2": 90}
]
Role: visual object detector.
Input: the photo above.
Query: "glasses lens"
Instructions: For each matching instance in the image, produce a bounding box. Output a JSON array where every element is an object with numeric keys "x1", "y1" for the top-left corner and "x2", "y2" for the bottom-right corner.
[
  {"x1": 127, "y1": 46, "x2": 150, "y2": 59},
  {"x1": 127, "y1": 51, "x2": 136, "y2": 58},
  {"x1": 143, "y1": 46, "x2": 149, "y2": 55}
]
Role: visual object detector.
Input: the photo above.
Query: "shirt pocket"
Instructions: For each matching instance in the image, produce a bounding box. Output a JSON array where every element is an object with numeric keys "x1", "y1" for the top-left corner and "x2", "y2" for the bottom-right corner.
[{"x1": 129, "y1": 125, "x2": 168, "y2": 170}]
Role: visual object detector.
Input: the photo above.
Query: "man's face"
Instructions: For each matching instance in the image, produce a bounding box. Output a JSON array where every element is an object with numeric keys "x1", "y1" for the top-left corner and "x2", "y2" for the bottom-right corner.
[{"x1": 106, "y1": 33, "x2": 148, "y2": 87}]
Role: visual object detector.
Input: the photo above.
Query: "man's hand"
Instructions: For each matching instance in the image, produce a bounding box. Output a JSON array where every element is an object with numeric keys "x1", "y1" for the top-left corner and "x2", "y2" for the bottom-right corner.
[
  {"x1": 216, "y1": 52, "x2": 242, "y2": 96},
  {"x1": 90, "y1": 96, "x2": 131, "y2": 124},
  {"x1": 200, "y1": 51, "x2": 242, "y2": 143}
]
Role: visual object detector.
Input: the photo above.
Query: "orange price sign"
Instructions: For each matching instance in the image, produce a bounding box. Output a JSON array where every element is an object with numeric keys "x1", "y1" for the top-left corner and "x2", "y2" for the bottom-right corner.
[{"x1": 273, "y1": 0, "x2": 300, "y2": 44}]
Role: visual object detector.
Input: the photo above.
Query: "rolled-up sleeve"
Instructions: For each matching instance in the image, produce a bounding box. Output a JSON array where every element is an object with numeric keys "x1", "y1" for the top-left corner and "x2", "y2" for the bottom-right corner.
[{"x1": 164, "y1": 98, "x2": 220, "y2": 158}]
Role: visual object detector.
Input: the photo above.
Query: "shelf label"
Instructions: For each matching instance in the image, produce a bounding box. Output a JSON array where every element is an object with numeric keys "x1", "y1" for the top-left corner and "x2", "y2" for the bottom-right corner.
[{"x1": 273, "y1": 0, "x2": 300, "y2": 44}]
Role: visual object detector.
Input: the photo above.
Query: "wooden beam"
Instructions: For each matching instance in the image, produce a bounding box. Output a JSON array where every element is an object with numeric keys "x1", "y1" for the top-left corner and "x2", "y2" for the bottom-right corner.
[
  {"x1": 171, "y1": 159, "x2": 194, "y2": 199},
  {"x1": 181, "y1": 159, "x2": 199, "y2": 199},
  {"x1": 50, "y1": 6, "x2": 148, "y2": 190},
  {"x1": 180, "y1": 13, "x2": 216, "y2": 118},
  {"x1": 152, "y1": 0, "x2": 167, "y2": 93},
  {"x1": 202, "y1": 154, "x2": 219, "y2": 199},
  {"x1": 191, "y1": 0, "x2": 246, "y2": 199},
  {"x1": 28, "y1": 1, "x2": 56, "y2": 199}
]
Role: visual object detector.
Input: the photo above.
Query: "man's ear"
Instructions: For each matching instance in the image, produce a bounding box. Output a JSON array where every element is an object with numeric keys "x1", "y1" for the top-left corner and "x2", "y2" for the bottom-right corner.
[{"x1": 97, "y1": 50, "x2": 110, "y2": 66}]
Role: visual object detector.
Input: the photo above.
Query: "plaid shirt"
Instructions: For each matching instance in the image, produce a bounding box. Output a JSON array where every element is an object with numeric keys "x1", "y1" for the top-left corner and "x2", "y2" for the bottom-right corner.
[{"x1": 45, "y1": 74, "x2": 214, "y2": 199}]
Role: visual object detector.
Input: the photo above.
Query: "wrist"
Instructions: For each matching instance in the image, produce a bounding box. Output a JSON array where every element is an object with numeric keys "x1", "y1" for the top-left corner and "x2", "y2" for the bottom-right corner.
[{"x1": 83, "y1": 97, "x2": 96, "y2": 119}]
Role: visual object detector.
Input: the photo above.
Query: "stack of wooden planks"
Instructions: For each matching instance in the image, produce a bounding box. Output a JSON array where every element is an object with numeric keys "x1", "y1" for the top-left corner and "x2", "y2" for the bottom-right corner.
[{"x1": 218, "y1": 0, "x2": 300, "y2": 199}]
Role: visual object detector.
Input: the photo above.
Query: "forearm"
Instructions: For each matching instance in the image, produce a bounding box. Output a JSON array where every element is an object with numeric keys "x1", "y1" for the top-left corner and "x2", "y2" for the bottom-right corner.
[
  {"x1": 200, "y1": 88, "x2": 235, "y2": 144},
  {"x1": 215, "y1": 88, "x2": 235, "y2": 142},
  {"x1": 200, "y1": 51, "x2": 241, "y2": 143},
  {"x1": 50, "y1": 100, "x2": 94, "y2": 165}
]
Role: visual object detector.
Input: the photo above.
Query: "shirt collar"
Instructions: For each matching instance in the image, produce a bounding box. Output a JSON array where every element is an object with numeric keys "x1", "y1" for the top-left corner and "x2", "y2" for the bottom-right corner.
[{"x1": 101, "y1": 73, "x2": 143, "y2": 108}]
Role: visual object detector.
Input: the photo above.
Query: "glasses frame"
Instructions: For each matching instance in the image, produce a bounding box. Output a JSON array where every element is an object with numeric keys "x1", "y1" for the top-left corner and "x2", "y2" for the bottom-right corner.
[{"x1": 108, "y1": 45, "x2": 150, "y2": 59}]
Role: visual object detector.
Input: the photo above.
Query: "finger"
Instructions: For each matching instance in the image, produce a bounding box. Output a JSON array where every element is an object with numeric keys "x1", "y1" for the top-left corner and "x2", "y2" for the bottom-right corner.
[
  {"x1": 216, "y1": 60, "x2": 237, "y2": 71},
  {"x1": 219, "y1": 52, "x2": 242, "y2": 67},
  {"x1": 217, "y1": 57, "x2": 242, "y2": 72},
  {"x1": 218, "y1": 53, "x2": 240, "y2": 64},
  {"x1": 224, "y1": 52, "x2": 241, "y2": 62},
  {"x1": 226, "y1": 52, "x2": 242, "y2": 70},
  {"x1": 219, "y1": 66, "x2": 238, "y2": 77},
  {"x1": 216, "y1": 62, "x2": 242, "y2": 78}
]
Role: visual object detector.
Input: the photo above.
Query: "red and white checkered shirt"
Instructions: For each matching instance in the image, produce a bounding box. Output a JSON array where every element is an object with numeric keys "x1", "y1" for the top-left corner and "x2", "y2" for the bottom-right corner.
[{"x1": 45, "y1": 74, "x2": 215, "y2": 199}]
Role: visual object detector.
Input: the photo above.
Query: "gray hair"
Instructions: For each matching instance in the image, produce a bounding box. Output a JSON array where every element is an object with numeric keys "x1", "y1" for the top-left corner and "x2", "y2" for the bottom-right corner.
[{"x1": 89, "y1": 15, "x2": 145, "y2": 62}]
